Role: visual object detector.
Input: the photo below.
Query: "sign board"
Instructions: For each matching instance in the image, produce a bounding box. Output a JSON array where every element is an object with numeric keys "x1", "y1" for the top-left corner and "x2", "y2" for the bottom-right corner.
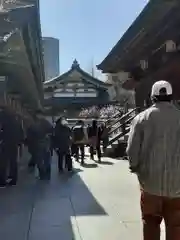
[
  {"x1": 0, "y1": 76, "x2": 6, "y2": 93},
  {"x1": 0, "y1": 76, "x2": 6, "y2": 82},
  {"x1": 0, "y1": 76, "x2": 7, "y2": 106}
]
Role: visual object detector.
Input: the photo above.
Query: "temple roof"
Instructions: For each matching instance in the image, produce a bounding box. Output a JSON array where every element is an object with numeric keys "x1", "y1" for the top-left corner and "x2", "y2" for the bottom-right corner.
[
  {"x1": 97, "y1": 0, "x2": 179, "y2": 73},
  {"x1": 71, "y1": 59, "x2": 80, "y2": 69},
  {"x1": 0, "y1": 1, "x2": 44, "y2": 109},
  {"x1": 44, "y1": 59, "x2": 111, "y2": 89}
]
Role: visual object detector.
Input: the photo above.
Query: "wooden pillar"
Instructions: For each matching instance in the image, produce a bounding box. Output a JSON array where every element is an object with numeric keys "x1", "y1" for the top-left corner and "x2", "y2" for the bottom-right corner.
[
  {"x1": 135, "y1": 82, "x2": 145, "y2": 111},
  {"x1": 135, "y1": 77, "x2": 156, "y2": 111}
]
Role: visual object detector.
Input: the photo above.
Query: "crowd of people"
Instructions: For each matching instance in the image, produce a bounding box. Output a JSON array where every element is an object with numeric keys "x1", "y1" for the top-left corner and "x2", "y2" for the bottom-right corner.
[
  {"x1": 0, "y1": 109, "x2": 110, "y2": 188},
  {"x1": 52, "y1": 118, "x2": 109, "y2": 169},
  {"x1": 79, "y1": 104, "x2": 122, "y2": 119},
  {"x1": 1, "y1": 79, "x2": 180, "y2": 240}
]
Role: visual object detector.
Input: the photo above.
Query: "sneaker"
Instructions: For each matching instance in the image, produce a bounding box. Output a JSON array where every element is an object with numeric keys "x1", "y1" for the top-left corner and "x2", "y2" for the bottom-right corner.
[
  {"x1": 0, "y1": 183, "x2": 6, "y2": 188},
  {"x1": 7, "y1": 180, "x2": 17, "y2": 187}
]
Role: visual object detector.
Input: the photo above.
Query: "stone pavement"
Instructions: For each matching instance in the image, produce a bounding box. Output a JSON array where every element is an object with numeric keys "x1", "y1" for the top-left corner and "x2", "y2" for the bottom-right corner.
[{"x1": 0, "y1": 153, "x2": 165, "y2": 240}]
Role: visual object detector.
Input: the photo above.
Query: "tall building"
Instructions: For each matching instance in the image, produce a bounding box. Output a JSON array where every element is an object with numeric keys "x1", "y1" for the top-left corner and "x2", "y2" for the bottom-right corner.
[{"x1": 43, "y1": 37, "x2": 60, "y2": 81}]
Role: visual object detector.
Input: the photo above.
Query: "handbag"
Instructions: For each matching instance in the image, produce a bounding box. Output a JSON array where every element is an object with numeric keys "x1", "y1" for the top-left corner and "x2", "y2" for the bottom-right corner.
[{"x1": 89, "y1": 128, "x2": 98, "y2": 147}]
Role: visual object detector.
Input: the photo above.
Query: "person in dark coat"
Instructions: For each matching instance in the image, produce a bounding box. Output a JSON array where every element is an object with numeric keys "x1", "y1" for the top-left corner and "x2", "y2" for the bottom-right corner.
[
  {"x1": 101, "y1": 122, "x2": 109, "y2": 153},
  {"x1": 26, "y1": 110, "x2": 53, "y2": 180},
  {"x1": 88, "y1": 120, "x2": 102, "y2": 162},
  {"x1": 26, "y1": 116, "x2": 37, "y2": 170},
  {"x1": 0, "y1": 108, "x2": 24, "y2": 187},
  {"x1": 54, "y1": 117, "x2": 72, "y2": 173}
]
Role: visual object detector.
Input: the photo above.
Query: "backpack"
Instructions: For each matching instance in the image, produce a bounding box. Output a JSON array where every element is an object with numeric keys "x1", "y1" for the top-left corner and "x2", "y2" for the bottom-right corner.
[{"x1": 73, "y1": 126, "x2": 85, "y2": 142}]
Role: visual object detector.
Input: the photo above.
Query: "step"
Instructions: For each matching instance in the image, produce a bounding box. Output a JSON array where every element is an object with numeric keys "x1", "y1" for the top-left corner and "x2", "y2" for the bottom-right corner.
[{"x1": 105, "y1": 141, "x2": 127, "y2": 158}]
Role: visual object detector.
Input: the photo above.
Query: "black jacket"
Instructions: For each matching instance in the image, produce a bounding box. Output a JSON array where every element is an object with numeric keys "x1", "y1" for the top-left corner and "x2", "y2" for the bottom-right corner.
[
  {"x1": 0, "y1": 111, "x2": 24, "y2": 146},
  {"x1": 54, "y1": 124, "x2": 71, "y2": 151},
  {"x1": 88, "y1": 126, "x2": 102, "y2": 143},
  {"x1": 27, "y1": 118, "x2": 53, "y2": 149}
]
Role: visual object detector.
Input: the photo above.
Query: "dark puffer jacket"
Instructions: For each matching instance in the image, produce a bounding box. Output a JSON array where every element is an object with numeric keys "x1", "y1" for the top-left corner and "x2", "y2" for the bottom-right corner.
[{"x1": 54, "y1": 123, "x2": 71, "y2": 152}]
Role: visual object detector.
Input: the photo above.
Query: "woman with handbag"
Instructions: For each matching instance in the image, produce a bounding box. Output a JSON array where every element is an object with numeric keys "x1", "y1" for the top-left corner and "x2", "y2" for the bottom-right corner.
[{"x1": 72, "y1": 120, "x2": 88, "y2": 165}]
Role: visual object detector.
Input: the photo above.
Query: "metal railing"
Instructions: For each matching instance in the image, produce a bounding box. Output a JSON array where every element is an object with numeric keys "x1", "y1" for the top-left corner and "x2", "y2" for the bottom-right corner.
[
  {"x1": 107, "y1": 108, "x2": 137, "y2": 130},
  {"x1": 107, "y1": 108, "x2": 138, "y2": 146},
  {"x1": 108, "y1": 115, "x2": 134, "y2": 137},
  {"x1": 105, "y1": 110, "x2": 124, "y2": 126}
]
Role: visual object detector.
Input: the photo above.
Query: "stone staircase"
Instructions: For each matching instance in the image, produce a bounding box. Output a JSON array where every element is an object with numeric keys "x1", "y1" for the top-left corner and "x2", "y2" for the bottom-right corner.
[{"x1": 105, "y1": 108, "x2": 138, "y2": 158}]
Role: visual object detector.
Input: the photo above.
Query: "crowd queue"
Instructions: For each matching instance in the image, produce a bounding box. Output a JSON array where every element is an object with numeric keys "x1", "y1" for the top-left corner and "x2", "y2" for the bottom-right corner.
[
  {"x1": 0, "y1": 110, "x2": 110, "y2": 188},
  {"x1": 1, "y1": 80, "x2": 180, "y2": 239}
]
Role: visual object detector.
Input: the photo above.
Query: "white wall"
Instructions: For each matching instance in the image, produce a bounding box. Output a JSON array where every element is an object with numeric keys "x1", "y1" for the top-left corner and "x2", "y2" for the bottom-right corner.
[
  {"x1": 106, "y1": 73, "x2": 135, "y2": 105},
  {"x1": 53, "y1": 92, "x2": 97, "y2": 97}
]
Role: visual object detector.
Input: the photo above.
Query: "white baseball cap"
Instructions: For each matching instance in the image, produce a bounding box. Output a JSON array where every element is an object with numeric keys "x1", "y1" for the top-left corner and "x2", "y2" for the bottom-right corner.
[{"x1": 151, "y1": 80, "x2": 172, "y2": 97}]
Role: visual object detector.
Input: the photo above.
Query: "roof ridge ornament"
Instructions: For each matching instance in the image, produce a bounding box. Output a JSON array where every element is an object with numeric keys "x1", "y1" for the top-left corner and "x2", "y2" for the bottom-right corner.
[{"x1": 71, "y1": 59, "x2": 80, "y2": 69}]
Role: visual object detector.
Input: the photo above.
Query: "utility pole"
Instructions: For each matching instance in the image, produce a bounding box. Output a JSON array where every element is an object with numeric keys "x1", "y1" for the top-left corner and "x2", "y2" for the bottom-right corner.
[
  {"x1": 91, "y1": 57, "x2": 95, "y2": 78},
  {"x1": 0, "y1": 0, "x2": 3, "y2": 9},
  {"x1": 51, "y1": 86, "x2": 55, "y2": 124},
  {"x1": 58, "y1": 39, "x2": 60, "y2": 76}
]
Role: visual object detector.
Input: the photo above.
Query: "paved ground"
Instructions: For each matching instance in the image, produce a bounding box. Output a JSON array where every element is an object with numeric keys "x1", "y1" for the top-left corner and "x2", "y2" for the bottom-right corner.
[{"x1": 0, "y1": 151, "x2": 165, "y2": 240}]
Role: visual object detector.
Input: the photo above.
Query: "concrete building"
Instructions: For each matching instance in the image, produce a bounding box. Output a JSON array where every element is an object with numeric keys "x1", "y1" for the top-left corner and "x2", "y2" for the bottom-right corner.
[{"x1": 43, "y1": 37, "x2": 60, "y2": 81}]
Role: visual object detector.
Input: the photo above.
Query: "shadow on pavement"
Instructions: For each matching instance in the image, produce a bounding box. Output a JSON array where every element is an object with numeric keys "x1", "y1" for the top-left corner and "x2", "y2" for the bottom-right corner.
[
  {"x1": 94, "y1": 160, "x2": 114, "y2": 165},
  {"x1": 82, "y1": 163, "x2": 98, "y2": 168},
  {"x1": 72, "y1": 167, "x2": 83, "y2": 173},
  {"x1": 0, "y1": 159, "x2": 107, "y2": 240}
]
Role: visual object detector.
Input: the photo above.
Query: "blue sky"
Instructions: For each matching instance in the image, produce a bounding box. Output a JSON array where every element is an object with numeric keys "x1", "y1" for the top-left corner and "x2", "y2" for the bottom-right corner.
[{"x1": 40, "y1": 0, "x2": 149, "y2": 79}]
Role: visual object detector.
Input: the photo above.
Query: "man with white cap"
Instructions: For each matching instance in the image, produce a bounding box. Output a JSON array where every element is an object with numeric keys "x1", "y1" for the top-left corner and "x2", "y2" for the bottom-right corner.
[{"x1": 126, "y1": 80, "x2": 180, "y2": 240}]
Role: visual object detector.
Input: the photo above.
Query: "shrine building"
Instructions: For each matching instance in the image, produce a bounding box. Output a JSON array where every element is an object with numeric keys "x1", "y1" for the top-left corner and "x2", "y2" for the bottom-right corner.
[
  {"x1": 44, "y1": 59, "x2": 111, "y2": 113},
  {"x1": 97, "y1": 0, "x2": 180, "y2": 111}
]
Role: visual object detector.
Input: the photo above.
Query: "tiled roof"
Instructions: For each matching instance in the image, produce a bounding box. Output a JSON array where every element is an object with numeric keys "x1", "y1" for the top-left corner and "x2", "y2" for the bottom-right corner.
[
  {"x1": 44, "y1": 60, "x2": 111, "y2": 89},
  {"x1": 97, "y1": 0, "x2": 178, "y2": 72}
]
